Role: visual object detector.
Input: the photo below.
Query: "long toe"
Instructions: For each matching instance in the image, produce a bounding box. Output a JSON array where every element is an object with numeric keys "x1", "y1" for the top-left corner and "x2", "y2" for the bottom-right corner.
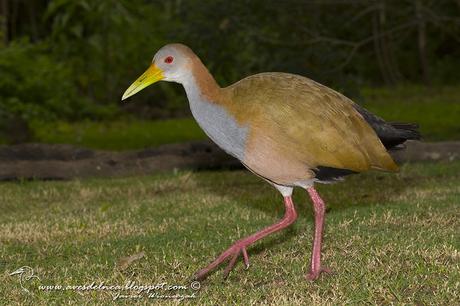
[
  {"x1": 192, "y1": 244, "x2": 249, "y2": 281},
  {"x1": 305, "y1": 267, "x2": 333, "y2": 281},
  {"x1": 223, "y1": 251, "x2": 240, "y2": 279},
  {"x1": 193, "y1": 268, "x2": 210, "y2": 281}
]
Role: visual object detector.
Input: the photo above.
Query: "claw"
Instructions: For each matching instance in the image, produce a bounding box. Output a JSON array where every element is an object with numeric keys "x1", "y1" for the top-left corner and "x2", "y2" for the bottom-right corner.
[{"x1": 242, "y1": 247, "x2": 249, "y2": 269}]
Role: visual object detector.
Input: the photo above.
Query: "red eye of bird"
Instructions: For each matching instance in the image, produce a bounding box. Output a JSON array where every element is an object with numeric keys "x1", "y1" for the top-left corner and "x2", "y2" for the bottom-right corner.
[{"x1": 164, "y1": 56, "x2": 174, "y2": 64}]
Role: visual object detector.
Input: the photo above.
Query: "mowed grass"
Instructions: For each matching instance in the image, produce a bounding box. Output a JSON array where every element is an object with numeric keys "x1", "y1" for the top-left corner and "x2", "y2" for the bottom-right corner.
[
  {"x1": 1, "y1": 162, "x2": 459, "y2": 304},
  {"x1": 31, "y1": 118, "x2": 207, "y2": 151},
  {"x1": 29, "y1": 84, "x2": 460, "y2": 151},
  {"x1": 361, "y1": 85, "x2": 460, "y2": 141}
]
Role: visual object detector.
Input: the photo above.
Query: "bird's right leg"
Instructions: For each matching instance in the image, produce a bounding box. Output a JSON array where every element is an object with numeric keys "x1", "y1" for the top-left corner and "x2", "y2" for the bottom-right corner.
[
  {"x1": 305, "y1": 186, "x2": 332, "y2": 280},
  {"x1": 193, "y1": 195, "x2": 297, "y2": 280}
]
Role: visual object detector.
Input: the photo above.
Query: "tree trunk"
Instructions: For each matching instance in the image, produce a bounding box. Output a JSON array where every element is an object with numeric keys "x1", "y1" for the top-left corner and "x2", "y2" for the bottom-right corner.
[
  {"x1": 415, "y1": 0, "x2": 430, "y2": 85},
  {"x1": 386, "y1": 32, "x2": 404, "y2": 82},
  {"x1": 378, "y1": 0, "x2": 403, "y2": 85},
  {"x1": 373, "y1": 1, "x2": 395, "y2": 85},
  {"x1": 0, "y1": 0, "x2": 8, "y2": 46},
  {"x1": 10, "y1": 0, "x2": 16, "y2": 40},
  {"x1": 27, "y1": 0, "x2": 39, "y2": 42}
]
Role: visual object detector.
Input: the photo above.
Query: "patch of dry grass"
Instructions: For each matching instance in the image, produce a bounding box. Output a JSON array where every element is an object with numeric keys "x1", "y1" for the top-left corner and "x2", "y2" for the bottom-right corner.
[{"x1": 0, "y1": 162, "x2": 459, "y2": 304}]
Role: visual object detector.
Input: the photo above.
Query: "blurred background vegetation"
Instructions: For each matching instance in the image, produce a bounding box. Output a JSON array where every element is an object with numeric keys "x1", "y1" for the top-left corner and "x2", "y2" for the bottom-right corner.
[{"x1": 0, "y1": 0, "x2": 459, "y2": 149}]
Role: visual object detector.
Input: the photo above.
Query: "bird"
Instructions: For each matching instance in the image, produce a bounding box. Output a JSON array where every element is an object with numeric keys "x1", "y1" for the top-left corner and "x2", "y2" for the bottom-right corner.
[{"x1": 122, "y1": 43, "x2": 420, "y2": 281}]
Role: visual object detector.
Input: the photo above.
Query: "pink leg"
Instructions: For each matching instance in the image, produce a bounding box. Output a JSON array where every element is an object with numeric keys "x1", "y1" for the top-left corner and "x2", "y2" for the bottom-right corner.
[
  {"x1": 306, "y1": 187, "x2": 331, "y2": 280},
  {"x1": 193, "y1": 196, "x2": 297, "y2": 280}
]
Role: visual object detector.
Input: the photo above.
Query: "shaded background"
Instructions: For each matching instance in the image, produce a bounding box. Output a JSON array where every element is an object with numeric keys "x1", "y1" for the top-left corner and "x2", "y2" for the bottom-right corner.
[{"x1": 0, "y1": 0, "x2": 459, "y2": 149}]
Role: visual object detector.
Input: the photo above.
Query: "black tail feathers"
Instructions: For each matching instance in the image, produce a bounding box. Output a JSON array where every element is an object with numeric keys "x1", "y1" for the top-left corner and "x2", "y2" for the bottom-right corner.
[
  {"x1": 389, "y1": 122, "x2": 421, "y2": 140},
  {"x1": 352, "y1": 104, "x2": 421, "y2": 150},
  {"x1": 383, "y1": 122, "x2": 421, "y2": 150}
]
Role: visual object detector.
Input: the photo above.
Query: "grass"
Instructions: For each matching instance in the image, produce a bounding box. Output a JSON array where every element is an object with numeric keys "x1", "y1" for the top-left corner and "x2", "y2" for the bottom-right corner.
[
  {"x1": 29, "y1": 84, "x2": 460, "y2": 151},
  {"x1": 30, "y1": 118, "x2": 207, "y2": 151},
  {"x1": 361, "y1": 85, "x2": 460, "y2": 141},
  {"x1": 1, "y1": 161, "x2": 459, "y2": 304}
]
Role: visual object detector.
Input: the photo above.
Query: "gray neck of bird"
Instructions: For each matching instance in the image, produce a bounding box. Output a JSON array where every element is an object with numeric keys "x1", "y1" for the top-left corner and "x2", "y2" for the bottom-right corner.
[
  {"x1": 181, "y1": 60, "x2": 221, "y2": 104},
  {"x1": 179, "y1": 62, "x2": 247, "y2": 162}
]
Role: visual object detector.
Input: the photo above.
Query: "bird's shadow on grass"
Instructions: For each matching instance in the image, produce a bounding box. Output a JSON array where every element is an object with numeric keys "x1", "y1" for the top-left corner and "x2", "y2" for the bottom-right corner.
[{"x1": 193, "y1": 169, "x2": 417, "y2": 219}]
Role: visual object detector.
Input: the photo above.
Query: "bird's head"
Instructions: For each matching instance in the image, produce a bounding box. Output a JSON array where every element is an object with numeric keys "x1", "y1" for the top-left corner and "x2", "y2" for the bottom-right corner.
[{"x1": 122, "y1": 43, "x2": 194, "y2": 100}]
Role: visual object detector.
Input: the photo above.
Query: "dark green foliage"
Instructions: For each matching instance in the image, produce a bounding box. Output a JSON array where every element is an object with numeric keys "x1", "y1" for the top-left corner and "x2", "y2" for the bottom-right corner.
[
  {"x1": 0, "y1": 40, "x2": 80, "y2": 119},
  {"x1": 0, "y1": 40, "x2": 91, "y2": 142},
  {"x1": 43, "y1": 0, "x2": 190, "y2": 116}
]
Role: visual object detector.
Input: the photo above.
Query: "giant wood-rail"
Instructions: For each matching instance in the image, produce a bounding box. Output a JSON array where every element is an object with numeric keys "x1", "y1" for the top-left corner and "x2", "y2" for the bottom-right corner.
[{"x1": 122, "y1": 44, "x2": 420, "y2": 281}]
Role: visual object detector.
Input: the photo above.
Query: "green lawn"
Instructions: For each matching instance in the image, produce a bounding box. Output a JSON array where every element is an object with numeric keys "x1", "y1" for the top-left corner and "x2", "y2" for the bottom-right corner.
[
  {"x1": 360, "y1": 85, "x2": 460, "y2": 141},
  {"x1": 1, "y1": 161, "x2": 459, "y2": 304},
  {"x1": 31, "y1": 118, "x2": 207, "y2": 151},
  {"x1": 29, "y1": 85, "x2": 460, "y2": 151}
]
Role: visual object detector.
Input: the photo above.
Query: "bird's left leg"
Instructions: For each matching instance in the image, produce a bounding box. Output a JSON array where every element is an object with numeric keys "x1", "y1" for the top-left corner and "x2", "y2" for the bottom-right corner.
[
  {"x1": 305, "y1": 186, "x2": 332, "y2": 280},
  {"x1": 193, "y1": 191, "x2": 297, "y2": 280}
]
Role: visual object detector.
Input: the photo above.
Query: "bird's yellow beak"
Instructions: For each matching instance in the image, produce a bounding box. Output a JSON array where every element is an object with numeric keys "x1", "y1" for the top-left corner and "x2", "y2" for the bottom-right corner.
[{"x1": 122, "y1": 64, "x2": 164, "y2": 100}]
